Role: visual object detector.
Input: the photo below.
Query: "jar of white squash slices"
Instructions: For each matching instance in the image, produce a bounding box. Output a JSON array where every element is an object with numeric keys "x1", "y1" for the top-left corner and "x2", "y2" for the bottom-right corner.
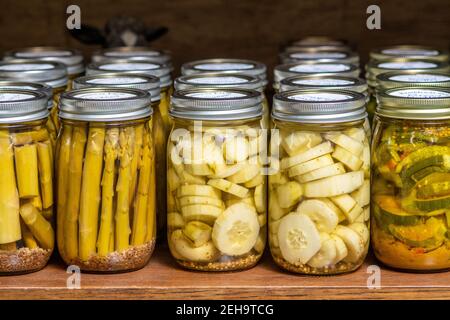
[{"x1": 269, "y1": 89, "x2": 370, "y2": 275}]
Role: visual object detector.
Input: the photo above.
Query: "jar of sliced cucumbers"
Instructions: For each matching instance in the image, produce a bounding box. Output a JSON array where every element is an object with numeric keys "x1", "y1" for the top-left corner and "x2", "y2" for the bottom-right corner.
[
  {"x1": 372, "y1": 87, "x2": 450, "y2": 272},
  {"x1": 57, "y1": 88, "x2": 156, "y2": 273},
  {"x1": 0, "y1": 89, "x2": 54, "y2": 275},
  {"x1": 270, "y1": 90, "x2": 370, "y2": 275},
  {"x1": 167, "y1": 88, "x2": 267, "y2": 271}
]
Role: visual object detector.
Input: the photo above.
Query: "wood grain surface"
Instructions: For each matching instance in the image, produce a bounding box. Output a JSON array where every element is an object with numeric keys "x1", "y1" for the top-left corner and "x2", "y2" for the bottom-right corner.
[
  {"x1": 0, "y1": 245, "x2": 449, "y2": 300},
  {"x1": 0, "y1": 0, "x2": 449, "y2": 79}
]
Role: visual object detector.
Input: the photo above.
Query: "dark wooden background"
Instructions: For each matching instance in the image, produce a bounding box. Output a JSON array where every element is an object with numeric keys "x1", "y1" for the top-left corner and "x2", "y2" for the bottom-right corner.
[{"x1": 1, "y1": 0, "x2": 449, "y2": 79}]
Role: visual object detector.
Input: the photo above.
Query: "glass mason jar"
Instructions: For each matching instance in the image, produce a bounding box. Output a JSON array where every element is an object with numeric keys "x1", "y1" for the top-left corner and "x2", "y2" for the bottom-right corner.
[
  {"x1": 0, "y1": 89, "x2": 54, "y2": 275},
  {"x1": 273, "y1": 62, "x2": 360, "y2": 92},
  {"x1": 167, "y1": 88, "x2": 267, "y2": 271},
  {"x1": 288, "y1": 36, "x2": 348, "y2": 48},
  {"x1": 372, "y1": 87, "x2": 450, "y2": 272},
  {"x1": 369, "y1": 45, "x2": 449, "y2": 63},
  {"x1": 376, "y1": 70, "x2": 450, "y2": 91},
  {"x1": 279, "y1": 49, "x2": 359, "y2": 65},
  {"x1": 175, "y1": 72, "x2": 270, "y2": 129},
  {"x1": 270, "y1": 89, "x2": 370, "y2": 275},
  {"x1": 57, "y1": 88, "x2": 156, "y2": 272},
  {"x1": 0, "y1": 60, "x2": 69, "y2": 147},
  {"x1": 365, "y1": 58, "x2": 449, "y2": 122},
  {"x1": 4, "y1": 47, "x2": 85, "y2": 86},
  {"x1": 91, "y1": 47, "x2": 172, "y2": 66},
  {"x1": 86, "y1": 60, "x2": 172, "y2": 238}
]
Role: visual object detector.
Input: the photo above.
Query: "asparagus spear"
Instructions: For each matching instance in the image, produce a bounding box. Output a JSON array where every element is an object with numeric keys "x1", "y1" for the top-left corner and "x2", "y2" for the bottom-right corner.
[
  {"x1": 46, "y1": 118, "x2": 58, "y2": 148},
  {"x1": 56, "y1": 126, "x2": 72, "y2": 256},
  {"x1": 131, "y1": 128, "x2": 152, "y2": 245},
  {"x1": 0, "y1": 130, "x2": 21, "y2": 245},
  {"x1": 14, "y1": 144, "x2": 40, "y2": 199},
  {"x1": 79, "y1": 126, "x2": 106, "y2": 260},
  {"x1": 20, "y1": 202, "x2": 54, "y2": 250},
  {"x1": 21, "y1": 219, "x2": 38, "y2": 249},
  {"x1": 115, "y1": 127, "x2": 135, "y2": 251},
  {"x1": 11, "y1": 128, "x2": 49, "y2": 146},
  {"x1": 64, "y1": 125, "x2": 87, "y2": 260},
  {"x1": 129, "y1": 124, "x2": 144, "y2": 206},
  {"x1": 37, "y1": 142, "x2": 54, "y2": 210},
  {"x1": 30, "y1": 195, "x2": 43, "y2": 211},
  {"x1": 145, "y1": 125, "x2": 157, "y2": 243},
  {"x1": 97, "y1": 128, "x2": 119, "y2": 256}
]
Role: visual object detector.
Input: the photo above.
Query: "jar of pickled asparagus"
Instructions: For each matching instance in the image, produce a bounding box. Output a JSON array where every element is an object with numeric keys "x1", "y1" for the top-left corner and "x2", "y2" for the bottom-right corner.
[
  {"x1": 181, "y1": 59, "x2": 267, "y2": 84},
  {"x1": 372, "y1": 87, "x2": 450, "y2": 272},
  {"x1": 270, "y1": 89, "x2": 370, "y2": 275},
  {"x1": 0, "y1": 89, "x2": 55, "y2": 275},
  {"x1": 273, "y1": 62, "x2": 360, "y2": 92},
  {"x1": 4, "y1": 47, "x2": 85, "y2": 82},
  {"x1": 57, "y1": 87, "x2": 156, "y2": 272},
  {"x1": 365, "y1": 59, "x2": 449, "y2": 122},
  {"x1": 175, "y1": 72, "x2": 270, "y2": 129},
  {"x1": 86, "y1": 59, "x2": 172, "y2": 239},
  {"x1": 0, "y1": 60, "x2": 69, "y2": 147},
  {"x1": 279, "y1": 49, "x2": 359, "y2": 65},
  {"x1": 369, "y1": 45, "x2": 449, "y2": 62},
  {"x1": 91, "y1": 47, "x2": 172, "y2": 66},
  {"x1": 167, "y1": 88, "x2": 267, "y2": 271}
]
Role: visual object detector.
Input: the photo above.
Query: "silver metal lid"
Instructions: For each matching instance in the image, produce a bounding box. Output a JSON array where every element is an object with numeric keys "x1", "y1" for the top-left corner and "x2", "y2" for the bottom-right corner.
[
  {"x1": 59, "y1": 87, "x2": 153, "y2": 122},
  {"x1": 4, "y1": 47, "x2": 84, "y2": 76},
  {"x1": 274, "y1": 62, "x2": 360, "y2": 89},
  {"x1": 174, "y1": 72, "x2": 264, "y2": 92},
  {"x1": 73, "y1": 73, "x2": 161, "y2": 103},
  {"x1": 280, "y1": 75, "x2": 368, "y2": 94},
  {"x1": 290, "y1": 36, "x2": 347, "y2": 47},
  {"x1": 170, "y1": 88, "x2": 263, "y2": 121},
  {"x1": 91, "y1": 47, "x2": 172, "y2": 65},
  {"x1": 86, "y1": 59, "x2": 172, "y2": 88},
  {"x1": 366, "y1": 58, "x2": 450, "y2": 88},
  {"x1": 376, "y1": 71, "x2": 450, "y2": 90},
  {"x1": 280, "y1": 50, "x2": 359, "y2": 65},
  {"x1": 0, "y1": 89, "x2": 49, "y2": 124},
  {"x1": 0, "y1": 80, "x2": 52, "y2": 109},
  {"x1": 370, "y1": 45, "x2": 449, "y2": 62},
  {"x1": 181, "y1": 59, "x2": 267, "y2": 83},
  {"x1": 284, "y1": 44, "x2": 352, "y2": 54},
  {"x1": 376, "y1": 87, "x2": 450, "y2": 120},
  {"x1": 273, "y1": 89, "x2": 367, "y2": 123},
  {"x1": 0, "y1": 60, "x2": 68, "y2": 88}
]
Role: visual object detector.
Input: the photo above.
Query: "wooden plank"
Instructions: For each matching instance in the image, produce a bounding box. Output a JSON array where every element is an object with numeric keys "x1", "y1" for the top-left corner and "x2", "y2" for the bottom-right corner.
[{"x1": 1, "y1": 245, "x2": 448, "y2": 300}]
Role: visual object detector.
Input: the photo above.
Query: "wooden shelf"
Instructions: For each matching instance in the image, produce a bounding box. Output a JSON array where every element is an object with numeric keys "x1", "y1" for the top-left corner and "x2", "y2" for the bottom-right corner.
[{"x1": 1, "y1": 245, "x2": 449, "y2": 300}]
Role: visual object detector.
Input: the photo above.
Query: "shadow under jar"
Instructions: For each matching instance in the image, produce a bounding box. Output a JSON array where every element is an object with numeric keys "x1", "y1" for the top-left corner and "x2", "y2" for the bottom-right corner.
[
  {"x1": 372, "y1": 87, "x2": 450, "y2": 272},
  {"x1": 0, "y1": 89, "x2": 54, "y2": 275},
  {"x1": 167, "y1": 88, "x2": 267, "y2": 271},
  {"x1": 270, "y1": 89, "x2": 370, "y2": 275},
  {"x1": 86, "y1": 60, "x2": 172, "y2": 240},
  {"x1": 57, "y1": 87, "x2": 156, "y2": 273}
]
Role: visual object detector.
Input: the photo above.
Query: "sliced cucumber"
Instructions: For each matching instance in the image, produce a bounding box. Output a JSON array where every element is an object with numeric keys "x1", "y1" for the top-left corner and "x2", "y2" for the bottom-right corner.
[
  {"x1": 297, "y1": 199, "x2": 339, "y2": 233},
  {"x1": 303, "y1": 171, "x2": 364, "y2": 198},
  {"x1": 181, "y1": 204, "x2": 224, "y2": 225},
  {"x1": 294, "y1": 163, "x2": 345, "y2": 183},
  {"x1": 281, "y1": 141, "x2": 333, "y2": 170},
  {"x1": 351, "y1": 179, "x2": 370, "y2": 207},
  {"x1": 330, "y1": 194, "x2": 356, "y2": 214},
  {"x1": 179, "y1": 196, "x2": 224, "y2": 208},
  {"x1": 281, "y1": 131, "x2": 322, "y2": 156},
  {"x1": 207, "y1": 178, "x2": 249, "y2": 198},
  {"x1": 332, "y1": 146, "x2": 363, "y2": 171},
  {"x1": 276, "y1": 181, "x2": 303, "y2": 208},
  {"x1": 288, "y1": 154, "x2": 334, "y2": 178},
  {"x1": 177, "y1": 184, "x2": 222, "y2": 199},
  {"x1": 325, "y1": 133, "x2": 364, "y2": 157},
  {"x1": 307, "y1": 233, "x2": 337, "y2": 268}
]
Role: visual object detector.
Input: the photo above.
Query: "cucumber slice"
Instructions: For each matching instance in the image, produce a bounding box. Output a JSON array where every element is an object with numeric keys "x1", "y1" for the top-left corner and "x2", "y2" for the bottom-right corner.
[
  {"x1": 223, "y1": 136, "x2": 249, "y2": 163},
  {"x1": 244, "y1": 174, "x2": 264, "y2": 188},
  {"x1": 288, "y1": 154, "x2": 334, "y2": 178},
  {"x1": 183, "y1": 221, "x2": 212, "y2": 247},
  {"x1": 325, "y1": 133, "x2": 364, "y2": 157},
  {"x1": 168, "y1": 168, "x2": 181, "y2": 192},
  {"x1": 227, "y1": 160, "x2": 260, "y2": 184},
  {"x1": 303, "y1": 171, "x2": 364, "y2": 198},
  {"x1": 351, "y1": 179, "x2": 370, "y2": 207},
  {"x1": 171, "y1": 229, "x2": 219, "y2": 262},
  {"x1": 330, "y1": 234, "x2": 348, "y2": 264},
  {"x1": 417, "y1": 181, "x2": 450, "y2": 199},
  {"x1": 281, "y1": 141, "x2": 333, "y2": 170},
  {"x1": 281, "y1": 131, "x2": 322, "y2": 156},
  {"x1": 307, "y1": 233, "x2": 337, "y2": 268},
  {"x1": 330, "y1": 194, "x2": 357, "y2": 214},
  {"x1": 185, "y1": 163, "x2": 214, "y2": 176},
  {"x1": 177, "y1": 184, "x2": 222, "y2": 199},
  {"x1": 209, "y1": 162, "x2": 244, "y2": 179},
  {"x1": 254, "y1": 184, "x2": 266, "y2": 213},
  {"x1": 207, "y1": 178, "x2": 249, "y2": 198},
  {"x1": 179, "y1": 196, "x2": 224, "y2": 208},
  {"x1": 333, "y1": 225, "x2": 365, "y2": 263},
  {"x1": 181, "y1": 204, "x2": 224, "y2": 225},
  {"x1": 332, "y1": 146, "x2": 363, "y2": 171},
  {"x1": 276, "y1": 181, "x2": 303, "y2": 208},
  {"x1": 344, "y1": 128, "x2": 365, "y2": 143},
  {"x1": 168, "y1": 212, "x2": 185, "y2": 229},
  {"x1": 269, "y1": 192, "x2": 289, "y2": 221},
  {"x1": 277, "y1": 212, "x2": 321, "y2": 265},
  {"x1": 374, "y1": 195, "x2": 420, "y2": 226},
  {"x1": 297, "y1": 199, "x2": 339, "y2": 233},
  {"x1": 269, "y1": 172, "x2": 289, "y2": 186},
  {"x1": 294, "y1": 163, "x2": 345, "y2": 183}
]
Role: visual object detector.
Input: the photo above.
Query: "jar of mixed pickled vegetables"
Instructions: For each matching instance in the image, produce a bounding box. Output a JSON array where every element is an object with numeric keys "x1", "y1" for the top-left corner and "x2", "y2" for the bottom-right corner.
[
  {"x1": 273, "y1": 62, "x2": 360, "y2": 92},
  {"x1": 365, "y1": 58, "x2": 449, "y2": 121},
  {"x1": 57, "y1": 88, "x2": 156, "y2": 272},
  {"x1": 0, "y1": 89, "x2": 55, "y2": 275},
  {"x1": 175, "y1": 72, "x2": 270, "y2": 129},
  {"x1": 91, "y1": 47, "x2": 172, "y2": 66},
  {"x1": 167, "y1": 88, "x2": 267, "y2": 271},
  {"x1": 270, "y1": 90, "x2": 370, "y2": 275},
  {"x1": 372, "y1": 87, "x2": 450, "y2": 272},
  {"x1": 0, "y1": 60, "x2": 69, "y2": 147},
  {"x1": 4, "y1": 47, "x2": 85, "y2": 84},
  {"x1": 369, "y1": 45, "x2": 449, "y2": 63},
  {"x1": 86, "y1": 59, "x2": 172, "y2": 238},
  {"x1": 279, "y1": 49, "x2": 359, "y2": 65}
]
